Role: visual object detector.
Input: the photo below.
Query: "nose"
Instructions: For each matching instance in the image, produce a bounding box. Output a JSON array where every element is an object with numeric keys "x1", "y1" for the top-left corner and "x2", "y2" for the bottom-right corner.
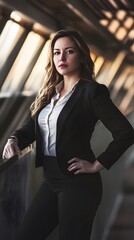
[{"x1": 60, "y1": 51, "x2": 66, "y2": 61}]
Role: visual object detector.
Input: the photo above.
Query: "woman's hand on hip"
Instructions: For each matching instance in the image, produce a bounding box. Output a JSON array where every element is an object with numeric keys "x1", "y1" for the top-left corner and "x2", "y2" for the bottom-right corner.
[
  {"x1": 68, "y1": 157, "x2": 104, "y2": 174},
  {"x1": 2, "y1": 138, "x2": 22, "y2": 162}
]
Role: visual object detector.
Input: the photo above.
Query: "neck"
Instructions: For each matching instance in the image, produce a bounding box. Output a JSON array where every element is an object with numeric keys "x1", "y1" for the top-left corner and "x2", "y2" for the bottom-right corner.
[
  {"x1": 59, "y1": 77, "x2": 79, "y2": 98},
  {"x1": 63, "y1": 76, "x2": 80, "y2": 92}
]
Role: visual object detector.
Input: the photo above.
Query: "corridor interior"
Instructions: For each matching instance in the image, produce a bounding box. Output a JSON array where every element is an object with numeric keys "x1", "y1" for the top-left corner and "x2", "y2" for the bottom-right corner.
[{"x1": 0, "y1": 0, "x2": 134, "y2": 240}]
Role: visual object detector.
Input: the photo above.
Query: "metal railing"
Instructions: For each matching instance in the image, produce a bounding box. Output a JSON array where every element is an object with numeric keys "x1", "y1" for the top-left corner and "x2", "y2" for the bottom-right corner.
[
  {"x1": 0, "y1": 155, "x2": 18, "y2": 173},
  {"x1": 0, "y1": 146, "x2": 32, "y2": 173}
]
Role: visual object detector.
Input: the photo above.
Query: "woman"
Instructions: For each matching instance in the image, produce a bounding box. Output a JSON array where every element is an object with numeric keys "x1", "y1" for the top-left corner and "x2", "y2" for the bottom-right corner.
[{"x1": 3, "y1": 30, "x2": 134, "y2": 240}]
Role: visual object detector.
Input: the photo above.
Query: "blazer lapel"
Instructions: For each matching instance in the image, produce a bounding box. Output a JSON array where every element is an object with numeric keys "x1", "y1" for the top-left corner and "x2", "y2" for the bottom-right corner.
[{"x1": 56, "y1": 80, "x2": 84, "y2": 143}]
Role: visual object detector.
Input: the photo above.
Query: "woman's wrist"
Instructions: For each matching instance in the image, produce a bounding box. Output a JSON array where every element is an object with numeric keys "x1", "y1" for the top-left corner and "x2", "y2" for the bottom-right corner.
[{"x1": 93, "y1": 160, "x2": 104, "y2": 172}]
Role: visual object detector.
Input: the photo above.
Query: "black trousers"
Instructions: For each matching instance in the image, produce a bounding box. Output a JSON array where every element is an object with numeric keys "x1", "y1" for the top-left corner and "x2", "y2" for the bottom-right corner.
[{"x1": 17, "y1": 156, "x2": 102, "y2": 240}]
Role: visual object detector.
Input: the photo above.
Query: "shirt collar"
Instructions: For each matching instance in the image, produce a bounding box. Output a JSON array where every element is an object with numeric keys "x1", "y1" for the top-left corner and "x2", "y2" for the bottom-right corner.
[{"x1": 55, "y1": 80, "x2": 79, "y2": 94}]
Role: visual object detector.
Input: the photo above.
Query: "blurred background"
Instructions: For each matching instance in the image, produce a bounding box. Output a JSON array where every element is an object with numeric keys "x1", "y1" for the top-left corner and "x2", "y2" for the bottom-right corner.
[{"x1": 0, "y1": 0, "x2": 134, "y2": 239}]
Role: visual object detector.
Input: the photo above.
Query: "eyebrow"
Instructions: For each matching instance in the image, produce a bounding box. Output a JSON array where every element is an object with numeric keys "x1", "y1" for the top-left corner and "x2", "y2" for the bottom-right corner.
[{"x1": 54, "y1": 47, "x2": 76, "y2": 50}]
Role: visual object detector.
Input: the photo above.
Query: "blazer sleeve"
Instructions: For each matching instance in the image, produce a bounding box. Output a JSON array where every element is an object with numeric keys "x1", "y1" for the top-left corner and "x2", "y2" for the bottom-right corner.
[
  {"x1": 91, "y1": 84, "x2": 134, "y2": 169},
  {"x1": 10, "y1": 116, "x2": 36, "y2": 150}
]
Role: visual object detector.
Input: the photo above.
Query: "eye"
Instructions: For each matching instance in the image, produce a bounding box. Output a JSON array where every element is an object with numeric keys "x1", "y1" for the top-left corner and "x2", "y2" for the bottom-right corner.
[
  {"x1": 66, "y1": 50, "x2": 74, "y2": 54},
  {"x1": 54, "y1": 51, "x2": 60, "y2": 55}
]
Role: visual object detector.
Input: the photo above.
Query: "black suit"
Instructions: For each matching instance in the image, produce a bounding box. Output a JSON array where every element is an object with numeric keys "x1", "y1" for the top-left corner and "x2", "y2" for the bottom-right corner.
[
  {"x1": 12, "y1": 80, "x2": 134, "y2": 171},
  {"x1": 15, "y1": 80, "x2": 134, "y2": 240}
]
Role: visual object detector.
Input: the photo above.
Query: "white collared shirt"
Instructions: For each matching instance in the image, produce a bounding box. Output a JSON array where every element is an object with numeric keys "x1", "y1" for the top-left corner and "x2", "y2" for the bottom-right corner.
[{"x1": 38, "y1": 80, "x2": 78, "y2": 156}]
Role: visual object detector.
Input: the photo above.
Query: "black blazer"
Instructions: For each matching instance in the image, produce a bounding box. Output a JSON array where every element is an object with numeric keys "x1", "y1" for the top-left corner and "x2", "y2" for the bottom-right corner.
[{"x1": 12, "y1": 80, "x2": 134, "y2": 173}]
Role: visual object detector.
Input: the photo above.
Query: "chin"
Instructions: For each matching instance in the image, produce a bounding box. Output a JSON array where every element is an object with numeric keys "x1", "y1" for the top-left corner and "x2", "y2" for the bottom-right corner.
[{"x1": 59, "y1": 70, "x2": 69, "y2": 75}]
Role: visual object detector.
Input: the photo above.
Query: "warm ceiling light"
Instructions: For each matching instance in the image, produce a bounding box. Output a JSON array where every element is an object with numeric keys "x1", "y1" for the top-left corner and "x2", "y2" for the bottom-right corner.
[
  {"x1": 10, "y1": 11, "x2": 22, "y2": 22},
  {"x1": 102, "y1": 10, "x2": 113, "y2": 19},
  {"x1": 10, "y1": 11, "x2": 32, "y2": 25},
  {"x1": 124, "y1": 17, "x2": 134, "y2": 29},
  {"x1": 108, "y1": 0, "x2": 118, "y2": 9},
  {"x1": 99, "y1": 19, "x2": 109, "y2": 27},
  {"x1": 108, "y1": 19, "x2": 120, "y2": 33},
  {"x1": 128, "y1": 29, "x2": 134, "y2": 39},
  {"x1": 120, "y1": 0, "x2": 128, "y2": 7},
  {"x1": 116, "y1": 10, "x2": 126, "y2": 20},
  {"x1": 130, "y1": 44, "x2": 134, "y2": 52},
  {"x1": 115, "y1": 27, "x2": 127, "y2": 40},
  {"x1": 94, "y1": 56, "x2": 104, "y2": 76},
  {"x1": 90, "y1": 52, "x2": 97, "y2": 62}
]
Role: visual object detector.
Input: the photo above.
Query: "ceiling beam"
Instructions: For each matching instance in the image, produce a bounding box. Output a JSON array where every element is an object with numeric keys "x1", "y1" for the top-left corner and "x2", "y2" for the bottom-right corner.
[
  {"x1": 62, "y1": 0, "x2": 118, "y2": 41},
  {"x1": 0, "y1": 0, "x2": 58, "y2": 34}
]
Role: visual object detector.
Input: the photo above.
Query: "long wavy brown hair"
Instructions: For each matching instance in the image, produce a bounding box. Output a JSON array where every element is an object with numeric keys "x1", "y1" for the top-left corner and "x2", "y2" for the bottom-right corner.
[{"x1": 30, "y1": 29, "x2": 95, "y2": 117}]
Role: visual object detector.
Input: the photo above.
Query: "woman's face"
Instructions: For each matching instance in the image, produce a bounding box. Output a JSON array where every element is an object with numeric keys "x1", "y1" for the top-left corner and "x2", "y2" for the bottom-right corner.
[{"x1": 53, "y1": 37, "x2": 81, "y2": 78}]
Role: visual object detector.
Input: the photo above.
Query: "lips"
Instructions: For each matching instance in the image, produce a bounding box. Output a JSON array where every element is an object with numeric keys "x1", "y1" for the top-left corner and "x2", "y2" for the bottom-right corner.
[{"x1": 59, "y1": 64, "x2": 68, "y2": 68}]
